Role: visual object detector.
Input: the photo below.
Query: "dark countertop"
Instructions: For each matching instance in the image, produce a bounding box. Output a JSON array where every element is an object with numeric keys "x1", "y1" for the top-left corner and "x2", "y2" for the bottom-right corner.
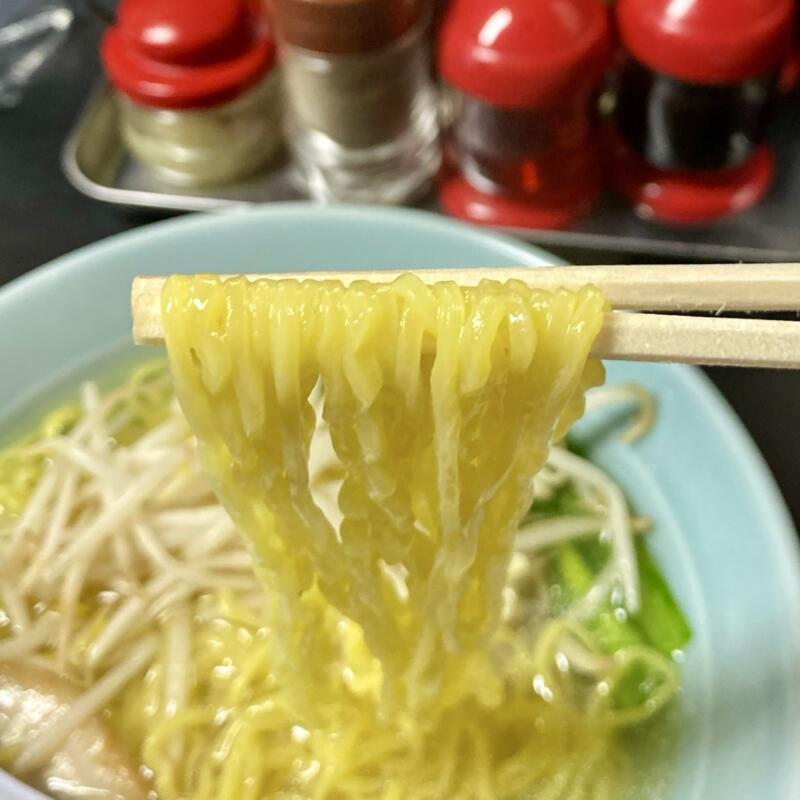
[{"x1": 1, "y1": 8, "x2": 799, "y2": 531}]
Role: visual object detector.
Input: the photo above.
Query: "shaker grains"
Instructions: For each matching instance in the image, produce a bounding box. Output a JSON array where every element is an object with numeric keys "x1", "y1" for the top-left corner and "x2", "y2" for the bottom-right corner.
[{"x1": 269, "y1": 0, "x2": 441, "y2": 203}]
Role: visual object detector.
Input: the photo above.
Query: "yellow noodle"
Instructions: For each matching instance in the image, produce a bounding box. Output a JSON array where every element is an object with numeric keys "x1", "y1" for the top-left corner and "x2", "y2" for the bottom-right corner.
[
  {"x1": 162, "y1": 274, "x2": 605, "y2": 716},
  {"x1": 139, "y1": 273, "x2": 616, "y2": 797}
]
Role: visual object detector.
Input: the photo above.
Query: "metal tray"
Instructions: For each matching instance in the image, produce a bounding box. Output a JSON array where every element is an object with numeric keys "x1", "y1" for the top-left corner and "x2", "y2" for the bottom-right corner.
[{"x1": 63, "y1": 81, "x2": 800, "y2": 261}]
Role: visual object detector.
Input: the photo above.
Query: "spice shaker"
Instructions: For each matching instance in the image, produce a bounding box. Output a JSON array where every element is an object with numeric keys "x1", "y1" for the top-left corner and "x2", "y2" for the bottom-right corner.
[
  {"x1": 609, "y1": 0, "x2": 795, "y2": 224},
  {"x1": 438, "y1": 0, "x2": 610, "y2": 229},
  {"x1": 269, "y1": 0, "x2": 441, "y2": 204},
  {"x1": 102, "y1": 0, "x2": 282, "y2": 187}
]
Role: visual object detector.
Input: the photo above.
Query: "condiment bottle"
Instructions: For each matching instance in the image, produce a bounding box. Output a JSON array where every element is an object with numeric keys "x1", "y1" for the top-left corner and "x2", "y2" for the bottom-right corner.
[
  {"x1": 438, "y1": 0, "x2": 610, "y2": 229},
  {"x1": 268, "y1": 0, "x2": 441, "y2": 204},
  {"x1": 609, "y1": 0, "x2": 795, "y2": 224},
  {"x1": 102, "y1": 0, "x2": 281, "y2": 187}
]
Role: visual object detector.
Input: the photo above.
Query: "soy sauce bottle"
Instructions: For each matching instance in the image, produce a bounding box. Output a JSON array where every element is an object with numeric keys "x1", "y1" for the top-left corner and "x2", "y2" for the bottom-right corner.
[{"x1": 609, "y1": 0, "x2": 795, "y2": 224}]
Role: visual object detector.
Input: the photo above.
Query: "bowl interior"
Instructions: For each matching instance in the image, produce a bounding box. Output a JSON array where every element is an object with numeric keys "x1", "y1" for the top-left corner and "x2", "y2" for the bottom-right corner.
[{"x1": 1, "y1": 204, "x2": 798, "y2": 800}]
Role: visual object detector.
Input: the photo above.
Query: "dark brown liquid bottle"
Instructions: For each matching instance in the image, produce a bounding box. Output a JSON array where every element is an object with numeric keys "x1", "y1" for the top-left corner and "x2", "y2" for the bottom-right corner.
[{"x1": 609, "y1": 0, "x2": 794, "y2": 224}]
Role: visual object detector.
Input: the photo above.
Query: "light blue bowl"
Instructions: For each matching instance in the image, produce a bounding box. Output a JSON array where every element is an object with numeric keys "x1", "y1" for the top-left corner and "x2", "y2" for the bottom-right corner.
[{"x1": 1, "y1": 205, "x2": 798, "y2": 800}]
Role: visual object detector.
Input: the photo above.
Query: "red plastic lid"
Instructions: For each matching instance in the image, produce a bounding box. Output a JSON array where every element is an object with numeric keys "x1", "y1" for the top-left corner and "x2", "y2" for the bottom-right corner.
[
  {"x1": 607, "y1": 127, "x2": 774, "y2": 223},
  {"x1": 102, "y1": 0, "x2": 275, "y2": 109},
  {"x1": 616, "y1": 0, "x2": 795, "y2": 84},
  {"x1": 439, "y1": 172, "x2": 601, "y2": 229},
  {"x1": 438, "y1": 0, "x2": 611, "y2": 108}
]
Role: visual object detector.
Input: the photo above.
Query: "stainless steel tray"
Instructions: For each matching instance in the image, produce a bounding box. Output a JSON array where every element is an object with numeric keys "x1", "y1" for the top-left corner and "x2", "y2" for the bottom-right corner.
[{"x1": 63, "y1": 81, "x2": 800, "y2": 261}]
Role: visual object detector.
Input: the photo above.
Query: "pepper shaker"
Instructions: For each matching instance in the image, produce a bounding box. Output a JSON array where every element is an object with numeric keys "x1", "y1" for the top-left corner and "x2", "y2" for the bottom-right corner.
[
  {"x1": 438, "y1": 0, "x2": 610, "y2": 229},
  {"x1": 269, "y1": 0, "x2": 441, "y2": 204},
  {"x1": 102, "y1": 0, "x2": 282, "y2": 187},
  {"x1": 609, "y1": 0, "x2": 795, "y2": 224}
]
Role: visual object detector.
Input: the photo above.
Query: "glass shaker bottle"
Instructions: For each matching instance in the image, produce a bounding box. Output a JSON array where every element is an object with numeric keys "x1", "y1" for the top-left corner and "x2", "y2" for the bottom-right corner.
[
  {"x1": 609, "y1": 0, "x2": 795, "y2": 224},
  {"x1": 102, "y1": 0, "x2": 282, "y2": 187},
  {"x1": 438, "y1": 0, "x2": 610, "y2": 229},
  {"x1": 269, "y1": 0, "x2": 441, "y2": 204}
]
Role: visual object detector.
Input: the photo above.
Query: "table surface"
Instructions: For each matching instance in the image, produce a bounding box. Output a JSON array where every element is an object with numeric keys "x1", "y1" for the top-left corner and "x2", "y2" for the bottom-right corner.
[{"x1": 2, "y1": 9, "x2": 799, "y2": 531}]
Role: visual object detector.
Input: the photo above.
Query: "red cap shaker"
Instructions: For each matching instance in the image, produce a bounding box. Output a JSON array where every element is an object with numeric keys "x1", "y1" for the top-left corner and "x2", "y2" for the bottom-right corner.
[
  {"x1": 101, "y1": 0, "x2": 280, "y2": 186},
  {"x1": 438, "y1": 0, "x2": 611, "y2": 229},
  {"x1": 609, "y1": 0, "x2": 795, "y2": 224}
]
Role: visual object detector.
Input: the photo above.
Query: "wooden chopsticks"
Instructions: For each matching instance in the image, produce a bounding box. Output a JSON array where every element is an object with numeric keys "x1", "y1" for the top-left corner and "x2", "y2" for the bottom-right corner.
[{"x1": 131, "y1": 264, "x2": 800, "y2": 369}]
